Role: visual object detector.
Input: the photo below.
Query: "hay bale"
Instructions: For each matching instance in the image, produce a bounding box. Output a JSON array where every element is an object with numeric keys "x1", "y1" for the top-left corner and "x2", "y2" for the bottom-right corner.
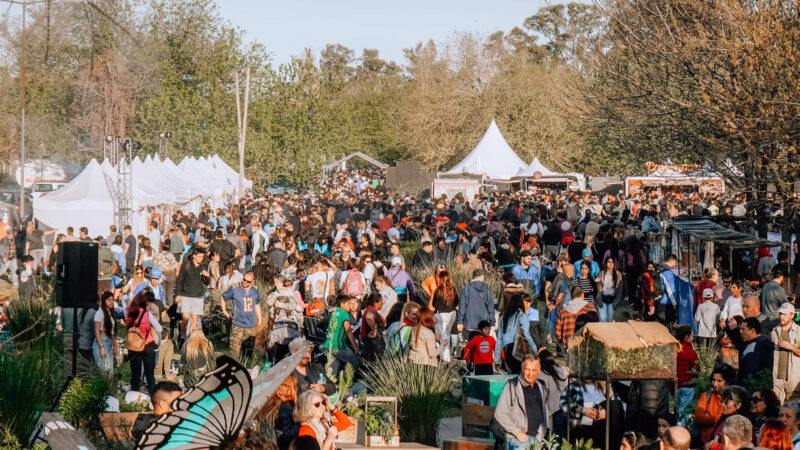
[{"x1": 567, "y1": 322, "x2": 679, "y2": 380}]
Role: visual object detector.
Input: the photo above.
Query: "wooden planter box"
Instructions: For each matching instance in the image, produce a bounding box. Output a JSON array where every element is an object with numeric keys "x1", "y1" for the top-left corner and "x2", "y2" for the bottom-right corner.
[
  {"x1": 99, "y1": 412, "x2": 140, "y2": 441},
  {"x1": 365, "y1": 396, "x2": 399, "y2": 448},
  {"x1": 337, "y1": 418, "x2": 365, "y2": 444}
]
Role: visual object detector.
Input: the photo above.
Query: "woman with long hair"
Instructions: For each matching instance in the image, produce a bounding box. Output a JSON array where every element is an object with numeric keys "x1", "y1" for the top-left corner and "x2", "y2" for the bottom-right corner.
[
  {"x1": 294, "y1": 390, "x2": 352, "y2": 450},
  {"x1": 256, "y1": 376, "x2": 300, "y2": 450},
  {"x1": 138, "y1": 237, "x2": 155, "y2": 268},
  {"x1": 423, "y1": 264, "x2": 447, "y2": 308},
  {"x1": 126, "y1": 291, "x2": 162, "y2": 395},
  {"x1": 750, "y1": 388, "x2": 781, "y2": 438},
  {"x1": 409, "y1": 308, "x2": 440, "y2": 366},
  {"x1": 758, "y1": 418, "x2": 793, "y2": 450},
  {"x1": 431, "y1": 270, "x2": 459, "y2": 362},
  {"x1": 153, "y1": 240, "x2": 179, "y2": 306},
  {"x1": 576, "y1": 261, "x2": 597, "y2": 301},
  {"x1": 694, "y1": 364, "x2": 734, "y2": 442},
  {"x1": 709, "y1": 386, "x2": 750, "y2": 442},
  {"x1": 93, "y1": 291, "x2": 117, "y2": 372},
  {"x1": 360, "y1": 293, "x2": 385, "y2": 361},
  {"x1": 596, "y1": 257, "x2": 622, "y2": 322},
  {"x1": 494, "y1": 293, "x2": 536, "y2": 374},
  {"x1": 119, "y1": 265, "x2": 146, "y2": 311}
]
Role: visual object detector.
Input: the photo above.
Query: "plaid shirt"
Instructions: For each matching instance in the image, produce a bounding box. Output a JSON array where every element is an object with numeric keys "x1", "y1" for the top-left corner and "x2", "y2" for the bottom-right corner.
[{"x1": 556, "y1": 301, "x2": 597, "y2": 348}]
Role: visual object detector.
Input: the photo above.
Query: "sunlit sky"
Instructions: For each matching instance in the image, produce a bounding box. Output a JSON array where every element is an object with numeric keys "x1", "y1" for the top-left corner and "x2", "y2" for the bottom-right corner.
[{"x1": 217, "y1": 0, "x2": 554, "y2": 65}]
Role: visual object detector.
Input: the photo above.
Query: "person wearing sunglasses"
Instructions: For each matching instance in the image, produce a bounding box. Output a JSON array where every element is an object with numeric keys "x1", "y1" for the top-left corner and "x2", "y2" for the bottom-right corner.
[
  {"x1": 220, "y1": 271, "x2": 262, "y2": 359},
  {"x1": 295, "y1": 390, "x2": 352, "y2": 450}
]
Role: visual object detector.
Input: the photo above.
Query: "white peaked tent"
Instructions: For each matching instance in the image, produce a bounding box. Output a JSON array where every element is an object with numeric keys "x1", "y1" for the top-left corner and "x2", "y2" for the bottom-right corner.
[
  {"x1": 163, "y1": 157, "x2": 214, "y2": 197},
  {"x1": 515, "y1": 157, "x2": 558, "y2": 177},
  {"x1": 33, "y1": 159, "x2": 114, "y2": 236},
  {"x1": 444, "y1": 120, "x2": 526, "y2": 180},
  {"x1": 210, "y1": 155, "x2": 253, "y2": 191}
]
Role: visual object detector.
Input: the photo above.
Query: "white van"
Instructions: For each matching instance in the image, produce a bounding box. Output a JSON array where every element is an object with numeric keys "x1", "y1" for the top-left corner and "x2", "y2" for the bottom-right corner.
[{"x1": 31, "y1": 181, "x2": 68, "y2": 198}]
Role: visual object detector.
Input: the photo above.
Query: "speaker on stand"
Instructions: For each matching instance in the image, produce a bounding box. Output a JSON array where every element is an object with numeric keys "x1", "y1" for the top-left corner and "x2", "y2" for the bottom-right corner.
[{"x1": 54, "y1": 241, "x2": 99, "y2": 393}]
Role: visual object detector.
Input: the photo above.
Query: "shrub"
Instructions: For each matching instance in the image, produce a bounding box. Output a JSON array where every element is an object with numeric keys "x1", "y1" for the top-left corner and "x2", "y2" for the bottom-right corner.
[
  {"x1": 58, "y1": 376, "x2": 111, "y2": 438},
  {"x1": 361, "y1": 356, "x2": 459, "y2": 446},
  {"x1": 407, "y1": 257, "x2": 504, "y2": 301}
]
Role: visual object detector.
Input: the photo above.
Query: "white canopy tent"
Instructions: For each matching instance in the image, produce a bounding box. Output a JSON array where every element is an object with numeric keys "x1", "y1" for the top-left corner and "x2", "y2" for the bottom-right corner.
[
  {"x1": 515, "y1": 157, "x2": 559, "y2": 178},
  {"x1": 33, "y1": 159, "x2": 115, "y2": 237},
  {"x1": 34, "y1": 154, "x2": 239, "y2": 236},
  {"x1": 443, "y1": 120, "x2": 526, "y2": 180}
]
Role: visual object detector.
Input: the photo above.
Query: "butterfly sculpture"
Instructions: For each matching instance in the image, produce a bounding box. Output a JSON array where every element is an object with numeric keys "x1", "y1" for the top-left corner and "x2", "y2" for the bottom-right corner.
[
  {"x1": 137, "y1": 355, "x2": 252, "y2": 450},
  {"x1": 138, "y1": 344, "x2": 310, "y2": 449}
]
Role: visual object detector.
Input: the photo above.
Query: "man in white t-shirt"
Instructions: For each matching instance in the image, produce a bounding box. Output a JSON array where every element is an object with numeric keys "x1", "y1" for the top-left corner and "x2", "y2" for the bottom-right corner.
[
  {"x1": 695, "y1": 289, "x2": 720, "y2": 345},
  {"x1": 305, "y1": 258, "x2": 336, "y2": 300}
]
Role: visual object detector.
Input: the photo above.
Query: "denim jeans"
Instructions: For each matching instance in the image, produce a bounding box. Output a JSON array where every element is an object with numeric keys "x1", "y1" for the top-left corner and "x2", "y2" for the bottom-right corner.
[
  {"x1": 92, "y1": 334, "x2": 115, "y2": 372},
  {"x1": 506, "y1": 434, "x2": 537, "y2": 450},
  {"x1": 676, "y1": 386, "x2": 695, "y2": 425},
  {"x1": 597, "y1": 302, "x2": 614, "y2": 322},
  {"x1": 330, "y1": 348, "x2": 361, "y2": 379}
]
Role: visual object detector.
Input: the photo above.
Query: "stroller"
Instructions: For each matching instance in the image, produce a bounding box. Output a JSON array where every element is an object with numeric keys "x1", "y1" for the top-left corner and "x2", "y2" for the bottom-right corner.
[{"x1": 266, "y1": 295, "x2": 303, "y2": 361}]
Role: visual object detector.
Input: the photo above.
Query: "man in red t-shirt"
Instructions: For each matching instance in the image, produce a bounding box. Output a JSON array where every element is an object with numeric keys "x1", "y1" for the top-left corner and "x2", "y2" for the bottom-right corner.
[{"x1": 464, "y1": 320, "x2": 496, "y2": 375}]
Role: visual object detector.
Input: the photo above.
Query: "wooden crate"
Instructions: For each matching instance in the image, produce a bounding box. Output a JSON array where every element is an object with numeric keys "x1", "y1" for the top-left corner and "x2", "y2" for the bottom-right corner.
[
  {"x1": 442, "y1": 437, "x2": 494, "y2": 450},
  {"x1": 365, "y1": 396, "x2": 399, "y2": 448},
  {"x1": 461, "y1": 402, "x2": 496, "y2": 439}
]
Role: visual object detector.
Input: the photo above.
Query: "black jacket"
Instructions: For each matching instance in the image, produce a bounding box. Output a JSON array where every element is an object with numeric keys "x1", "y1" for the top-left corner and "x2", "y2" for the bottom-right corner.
[{"x1": 176, "y1": 260, "x2": 208, "y2": 298}]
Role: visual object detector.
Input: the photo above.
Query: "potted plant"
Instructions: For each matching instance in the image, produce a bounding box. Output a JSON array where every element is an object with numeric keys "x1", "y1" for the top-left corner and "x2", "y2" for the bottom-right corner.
[
  {"x1": 364, "y1": 396, "x2": 399, "y2": 447},
  {"x1": 333, "y1": 364, "x2": 364, "y2": 444}
]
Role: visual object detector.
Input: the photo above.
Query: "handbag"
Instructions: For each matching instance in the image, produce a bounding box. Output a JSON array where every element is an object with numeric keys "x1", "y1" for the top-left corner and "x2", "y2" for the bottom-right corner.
[
  {"x1": 511, "y1": 312, "x2": 533, "y2": 361},
  {"x1": 125, "y1": 311, "x2": 147, "y2": 352}
]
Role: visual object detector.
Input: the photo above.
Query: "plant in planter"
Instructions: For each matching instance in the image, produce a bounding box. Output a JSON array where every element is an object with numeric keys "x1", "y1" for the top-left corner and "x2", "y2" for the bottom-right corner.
[{"x1": 364, "y1": 400, "x2": 398, "y2": 447}]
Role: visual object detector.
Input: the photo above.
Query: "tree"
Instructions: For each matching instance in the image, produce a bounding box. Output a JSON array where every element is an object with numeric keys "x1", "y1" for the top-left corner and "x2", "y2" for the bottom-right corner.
[{"x1": 524, "y1": 3, "x2": 606, "y2": 70}]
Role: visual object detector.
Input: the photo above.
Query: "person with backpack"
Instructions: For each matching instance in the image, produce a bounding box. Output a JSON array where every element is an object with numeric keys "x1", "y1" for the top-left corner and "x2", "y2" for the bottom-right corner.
[
  {"x1": 385, "y1": 302, "x2": 420, "y2": 356},
  {"x1": 636, "y1": 261, "x2": 664, "y2": 319},
  {"x1": 339, "y1": 259, "x2": 366, "y2": 300},
  {"x1": 126, "y1": 291, "x2": 163, "y2": 395},
  {"x1": 657, "y1": 254, "x2": 679, "y2": 324}
]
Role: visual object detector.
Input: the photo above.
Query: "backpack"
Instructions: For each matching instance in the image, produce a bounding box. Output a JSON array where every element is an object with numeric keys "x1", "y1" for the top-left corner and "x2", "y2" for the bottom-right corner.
[
  {"x1": 387, "y1": 324, "x2": 413, "y2": 356},
  {"x1": 125, "y1": 310, "x2": 148, "y2": 352},
  {"x1": 637, "y1": 270, "x2": 664, "y2": 304},
  {"x1": 343, "y1": 269, "x2": 365, "y2": 297}
]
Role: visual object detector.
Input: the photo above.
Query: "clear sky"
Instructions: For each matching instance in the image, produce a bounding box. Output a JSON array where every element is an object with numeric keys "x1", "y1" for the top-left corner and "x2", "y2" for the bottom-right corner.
[{"x1": 217, "y1": 0, "x2": 553, "y2": 66}]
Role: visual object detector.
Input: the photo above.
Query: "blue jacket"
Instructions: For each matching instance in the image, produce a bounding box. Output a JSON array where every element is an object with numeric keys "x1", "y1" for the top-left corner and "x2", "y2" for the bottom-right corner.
[
  {"x1": 457, "y1": 280, "x2": 496, "y2": 329},
  {"x1": 658, "y1": 264, "x2": 678, "y2": 306},
  {"x1": 511, "y1": 264, "x2": 541, "y2": 294},
  {"x1": 494, "y1": 311, "x2": 536, "y2": 364}
]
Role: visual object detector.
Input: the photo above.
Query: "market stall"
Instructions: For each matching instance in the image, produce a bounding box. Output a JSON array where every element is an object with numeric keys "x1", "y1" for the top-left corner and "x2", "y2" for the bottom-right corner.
[
  {"x1": 670, "y1": 216, "x2": 782, "y2": 281},
  {"x1": 513, "y1": 157, "x2": 586, "y2": 191},
  {"x1": 625, "y1": 162, "x2": 725, "y2": 196}
]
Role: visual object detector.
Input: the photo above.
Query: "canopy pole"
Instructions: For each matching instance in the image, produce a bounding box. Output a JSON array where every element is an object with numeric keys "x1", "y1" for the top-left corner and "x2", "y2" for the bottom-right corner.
[{"x1": 605, "y1": 377, "x2": 611, "y2": 450}]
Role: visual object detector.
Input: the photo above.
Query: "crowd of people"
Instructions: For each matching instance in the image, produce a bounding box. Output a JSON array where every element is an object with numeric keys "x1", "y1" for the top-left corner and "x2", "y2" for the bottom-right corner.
[{"x1": 4, "y1": 165, "x2": 800, "y2": 450}]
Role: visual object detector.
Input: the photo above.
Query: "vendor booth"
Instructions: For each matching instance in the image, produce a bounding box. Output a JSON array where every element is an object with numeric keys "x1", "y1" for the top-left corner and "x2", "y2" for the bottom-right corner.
[
  {"x1": 670, "y1": 216, "x2": 782, "y2": 281},
  {"x1": 625, "y1": 162, "x2": 725, "y2": 196},
  {"x1": 513, "y1": 157, "x2": 586, "y2": 191}
]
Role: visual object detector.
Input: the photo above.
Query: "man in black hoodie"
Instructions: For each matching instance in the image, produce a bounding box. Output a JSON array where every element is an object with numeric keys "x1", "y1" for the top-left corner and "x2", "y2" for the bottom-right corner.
[{"x1": 175, "y1": 247, "x2": 210, "y2": 339}]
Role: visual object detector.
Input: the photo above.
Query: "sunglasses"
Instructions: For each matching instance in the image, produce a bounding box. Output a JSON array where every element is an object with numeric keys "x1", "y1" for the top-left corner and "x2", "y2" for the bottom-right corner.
[
  {"x1": 313, "y1": 401, "x2": 325, "y2": 408},
  {"x1": 136, "y1": 271, "x2": 143, "y2": 275},
  {"x1": 243, "y1": 279, "x2": 254, "y2": 284},
  {"x1": 751, "y1": 397, "x2": 764, "y2": 403}
]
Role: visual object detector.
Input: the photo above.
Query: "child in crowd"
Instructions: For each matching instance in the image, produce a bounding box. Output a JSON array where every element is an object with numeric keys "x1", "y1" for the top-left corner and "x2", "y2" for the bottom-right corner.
[{"x1": 464, "y1": 320, "x2": 496, "y2": 375}]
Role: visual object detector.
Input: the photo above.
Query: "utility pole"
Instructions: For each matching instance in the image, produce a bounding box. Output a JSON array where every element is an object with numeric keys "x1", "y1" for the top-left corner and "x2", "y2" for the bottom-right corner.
[
  {"x1": 235, "y1": 66, "x2": 250, "y2": 198},
  {"x1": 20, "y1": 1, "x2": 26, "y2": 221}
]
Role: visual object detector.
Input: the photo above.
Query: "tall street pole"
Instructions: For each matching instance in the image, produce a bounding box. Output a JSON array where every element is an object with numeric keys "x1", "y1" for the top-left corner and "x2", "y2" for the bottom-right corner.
[{"x1": 20, "y1": 1, "x2": 26, "y2": 221}]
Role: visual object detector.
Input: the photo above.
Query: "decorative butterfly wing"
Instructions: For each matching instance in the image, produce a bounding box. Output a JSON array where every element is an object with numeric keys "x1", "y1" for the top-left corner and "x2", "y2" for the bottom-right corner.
[
  {"x1": 138, "y1": 355, "x2": 252, "y2": 450},
  {"x1": 244, "y1": 342, "x2": 310, "y2": 423}
]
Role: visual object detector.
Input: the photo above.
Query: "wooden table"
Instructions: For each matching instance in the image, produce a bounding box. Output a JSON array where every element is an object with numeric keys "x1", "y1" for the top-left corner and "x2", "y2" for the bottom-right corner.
[{"x1": 337, "y1": 443, "x2": 437, "y2": 449}]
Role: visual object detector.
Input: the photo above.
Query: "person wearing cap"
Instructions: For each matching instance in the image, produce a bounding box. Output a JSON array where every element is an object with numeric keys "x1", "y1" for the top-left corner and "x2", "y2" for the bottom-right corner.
[
  {"x1": 572, "y1": 248, "x2": 599, "y2": 280},
  {"x1": 412, "y1": 237, "x2": 435, "y2": 268},
  {"x1": 387, "y1": 221, "x2": 402, "y2": 243},
  {"x1": 511, "y1": 250, "x2": 541, "y2": 296},
  {"x1": 771, "y1": 302, "x2": 800, "y2": 402},
  {"x1": 694, "y1": 288, "x2": 721, "y2": 347},
  {"x1": 386, "y1": 257, "x2": 415, "y2": 302},
  {"x1": 134, "y1": 267, "x2": 166, "y2": 304}
]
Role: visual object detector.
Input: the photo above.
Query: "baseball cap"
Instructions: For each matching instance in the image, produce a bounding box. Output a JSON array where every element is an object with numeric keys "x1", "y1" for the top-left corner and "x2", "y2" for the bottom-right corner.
[
  {"x1": 150, "y1": 268, "x2": 162, "y2": 279},
  {"x1": 421, "y1": 237, "x2": 433, "y2": 245},
  {"x1": 702, "y1": 288, "x2": 713, "y2": 299},
  {"x1": 581, "y1": 249, "x2": 593, "y2": 257},
  {"x1": 391, "y1": 256, "x2": 403, "y2": 266},
  {"x1": 779, "y1": 303, "x2": 796, "y2": 315}
]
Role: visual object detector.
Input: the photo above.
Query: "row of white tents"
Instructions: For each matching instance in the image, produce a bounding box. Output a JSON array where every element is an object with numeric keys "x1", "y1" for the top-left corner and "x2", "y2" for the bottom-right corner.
[
  {"x1": 33, "y1": 155, "x2": 251, "y2": 237},
  {"x1": 433, "y1": 120, "x2": 586, "y2": 198}
]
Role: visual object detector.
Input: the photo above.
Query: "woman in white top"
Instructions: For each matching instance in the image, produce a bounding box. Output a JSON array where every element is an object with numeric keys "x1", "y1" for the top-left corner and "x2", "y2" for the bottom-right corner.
[
  {"x1": 719, "y1": 281, "x2": 744, "y2": 329},
  {"x1": 138, "y1": 237, "x2": 155, "y2": 268},
  {"x1": 93, "y1": 291, "x2": 117, "y2": 372}
]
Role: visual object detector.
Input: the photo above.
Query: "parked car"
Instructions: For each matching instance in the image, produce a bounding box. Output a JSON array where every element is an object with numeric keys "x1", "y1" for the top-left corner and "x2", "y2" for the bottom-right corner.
[
  {"x1": 31, "y1": 181, "x2": 68, "y2": 198},
  {"x1": 266, "y1": 176, "x2": 300, "y2": 195}
]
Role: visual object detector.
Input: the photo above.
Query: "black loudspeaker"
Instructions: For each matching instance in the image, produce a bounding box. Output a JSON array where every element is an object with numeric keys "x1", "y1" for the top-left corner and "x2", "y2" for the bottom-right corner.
[{"x1": 55, "y1": 241, "x2": 99, "y2": 308}]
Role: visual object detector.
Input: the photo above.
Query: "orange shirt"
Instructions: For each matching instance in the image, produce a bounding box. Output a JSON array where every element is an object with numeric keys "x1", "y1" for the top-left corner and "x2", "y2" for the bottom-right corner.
[
  {"x1": 694, "y1": 391, "x2": 722, "y2": 442},
  {"x1": 298, "y1": 410, "x2": 353, "y2": 450},
  {"x1": 422, "y1": 276, "x2": 438, "y2": 300}
]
